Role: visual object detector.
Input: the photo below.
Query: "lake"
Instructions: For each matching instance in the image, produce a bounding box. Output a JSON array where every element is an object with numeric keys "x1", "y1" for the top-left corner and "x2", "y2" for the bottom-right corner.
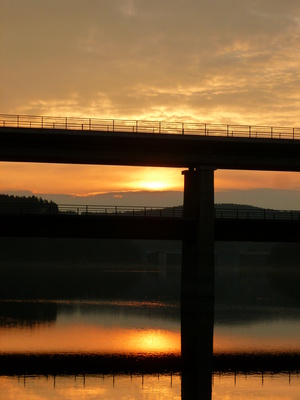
[{"x1": 0, "y1": 255, "x2": 300, "y2": 399}]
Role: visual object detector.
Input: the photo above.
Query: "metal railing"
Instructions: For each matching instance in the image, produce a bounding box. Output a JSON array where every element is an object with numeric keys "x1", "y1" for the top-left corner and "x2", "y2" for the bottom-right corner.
[
  {"x1": 1, "y1": 203, "x2": 300, "y2": 221},
  {"x1": 1, "y1": 113, "x2": 300, "y2": 140},
  {"x1": 58, "y1": 204, "x2": 183, "y2": 218},
  {"x1": 215, "y1": 207, "x2": 300, "y2": 221},
  {"x1": 0, "y1": 203, "x2": 183, "y2": 218}
]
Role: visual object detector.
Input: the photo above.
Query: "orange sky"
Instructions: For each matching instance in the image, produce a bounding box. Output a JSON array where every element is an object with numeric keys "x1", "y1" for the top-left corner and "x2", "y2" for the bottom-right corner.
[
  {"x1": 1, "y1": 1, "x2": 300, "y2": 207},
  {"x1": 2, "y1": 162, "x2": 300, "y2": 205}
]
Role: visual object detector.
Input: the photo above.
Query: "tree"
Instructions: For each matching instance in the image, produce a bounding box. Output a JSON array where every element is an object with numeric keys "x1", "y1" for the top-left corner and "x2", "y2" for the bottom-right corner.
[{"x1": 0, "y1": 194, "x2": 59, "y2": 214}]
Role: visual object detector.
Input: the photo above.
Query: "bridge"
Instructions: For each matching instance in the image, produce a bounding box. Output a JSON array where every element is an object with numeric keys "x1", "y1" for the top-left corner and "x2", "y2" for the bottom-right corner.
[
  {"x1": 2, "y1": 113, "x2": 300, "y2": 298},
  {"x1": 2, "y1": 114, "x2": 300, "y2": 398},
  {"x1": 2, "y1": 114, "x2": 300, "y2": 170},
  {"x1": 1, "y1": 203, "x2": 300, "y2": 242},
  {"x1": 2, "y1": 114, "x2": 300, "y2": 293}
]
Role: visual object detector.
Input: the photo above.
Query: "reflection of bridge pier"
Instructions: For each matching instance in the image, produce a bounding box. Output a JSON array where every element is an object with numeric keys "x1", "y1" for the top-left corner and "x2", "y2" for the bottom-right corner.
[
  {"x1": 181, "y1": 167, "x2": 215, "y2": 399},
  {"x1": 181, "y1": 296, "x2": 214, "y2": 399}
]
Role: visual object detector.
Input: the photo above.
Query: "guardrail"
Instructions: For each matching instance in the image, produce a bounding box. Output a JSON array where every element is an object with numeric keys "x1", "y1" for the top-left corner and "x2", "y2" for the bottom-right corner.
[
  {"x1": 58, "y1": 204, "x2": 183, "y2": 218},
  {"x1": 1, "y1": 203, "x2": 300, "y2": 221},
  {"x1": 215, "y1": 208, "x2": 300, "y2": 220},
  {"x1": 0, "y1": 203, "x2": 183, "y2": 218},
  {"x1": 1, "y1": 113, "x2": 300, "y2": 140}
]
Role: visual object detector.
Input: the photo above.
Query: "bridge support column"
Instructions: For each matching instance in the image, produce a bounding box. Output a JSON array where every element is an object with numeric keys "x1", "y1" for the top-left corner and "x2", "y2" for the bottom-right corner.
[
  {"x1": 181, "y1": 167, "x2": 215, "y2": 399},
  {"x1": 181, "y1": 167, "x2": 215, "y2": 297}
]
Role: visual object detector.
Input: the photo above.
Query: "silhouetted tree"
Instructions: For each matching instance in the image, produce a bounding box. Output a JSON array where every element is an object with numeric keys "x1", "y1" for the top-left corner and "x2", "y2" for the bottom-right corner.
[{"x1": 0, "y1": 194, "x2": 58, "y2": 214}]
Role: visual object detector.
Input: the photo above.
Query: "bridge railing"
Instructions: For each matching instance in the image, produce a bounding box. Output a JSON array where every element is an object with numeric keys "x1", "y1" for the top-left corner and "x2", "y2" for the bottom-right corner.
[
  {"x1": 58, "y1": 204, "x2": 183, "y2": 218},
  {"x1": 215, "y1": 207, "x2": 300, "y2": 220},
  {"x1": 0, "y1": 203, "x2": 183, "y2": 218},
  {"x1": 1, "y1": 203, "x2": 300, "y2": 220},
  {"x1": 1, "y1": 114, "x2": 300, "y2": 140}
]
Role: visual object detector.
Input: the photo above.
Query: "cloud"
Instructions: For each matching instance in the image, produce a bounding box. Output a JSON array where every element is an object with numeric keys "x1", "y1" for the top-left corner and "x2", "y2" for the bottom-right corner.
[
  {"x1": 2, "y1": 1, "x2": 300, "y2": 204},
  {"x1": 215, "y1": 170, "x2": 300, "y2": 191},
  {"x1": 0, "y1": 162, "x2": 183, "y2": 195},
  {"x1": 1, "y1": 0, "x2": 300, "y2": 125},
  {"x1": 120, "y1": 0, "x2": 137, "y2": 17}
]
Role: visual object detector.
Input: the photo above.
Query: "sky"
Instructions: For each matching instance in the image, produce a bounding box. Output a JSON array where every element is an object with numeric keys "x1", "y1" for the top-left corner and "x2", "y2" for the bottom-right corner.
[{"x1": 1, "y1": 0, "x2": 300, "y2": 208}]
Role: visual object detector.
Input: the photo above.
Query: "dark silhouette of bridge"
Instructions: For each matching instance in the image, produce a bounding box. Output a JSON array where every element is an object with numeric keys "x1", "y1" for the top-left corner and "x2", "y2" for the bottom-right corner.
[
  {"x1": 2, "y1": 114, "x2": 300, "y2": 170},
  {"x1": 1, "y1": 114, "x2": 300, "y2": 400},
  {"x1": 1, "y1": 203, "x2": 300, "y2": 242},
  {"x1": 2, "y1": 113, "x2": 300, "y2": 297}
]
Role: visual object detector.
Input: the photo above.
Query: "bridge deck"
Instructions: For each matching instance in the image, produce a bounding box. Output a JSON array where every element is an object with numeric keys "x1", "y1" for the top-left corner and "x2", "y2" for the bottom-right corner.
[
  {"x1": 2, "y1": 126, "x2": 300, "y2": 171},
  {"x1": 2, "y1": 213, "x2": 300, "y2": 242}
]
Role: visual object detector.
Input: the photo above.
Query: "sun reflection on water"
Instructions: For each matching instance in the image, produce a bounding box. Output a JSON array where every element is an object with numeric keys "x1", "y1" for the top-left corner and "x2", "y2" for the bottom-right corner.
[
  {"x1": 0, "y1": 324, "x2": 181, "y2": 356},
  {"x1": 126, "y1": 328, "x2": 180, "y2": 355}
]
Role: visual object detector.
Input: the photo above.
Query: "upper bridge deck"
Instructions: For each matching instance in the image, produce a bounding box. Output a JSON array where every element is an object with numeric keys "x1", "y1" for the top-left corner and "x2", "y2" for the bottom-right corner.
[{"x1": 1, "y1": 114, "x2": 300, "y2": 171}]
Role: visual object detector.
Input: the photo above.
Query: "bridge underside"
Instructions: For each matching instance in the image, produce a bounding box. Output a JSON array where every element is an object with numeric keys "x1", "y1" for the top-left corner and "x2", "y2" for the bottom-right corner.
[
  {"x1": 1, "y1": 214, "x2": 300, "y2": 242},
  {"x1": 2, "y1": 126, "x2": 300, "y2": 171}
]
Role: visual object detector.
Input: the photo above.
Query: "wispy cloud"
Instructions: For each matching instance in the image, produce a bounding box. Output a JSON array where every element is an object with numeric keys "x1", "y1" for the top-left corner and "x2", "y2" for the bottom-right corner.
[
  {"x1": 1, "y1": 0, "x2": 300, "y2": 125},
  {"x1": 2, "y1": 1, "x2": 300, "y2": 203}
]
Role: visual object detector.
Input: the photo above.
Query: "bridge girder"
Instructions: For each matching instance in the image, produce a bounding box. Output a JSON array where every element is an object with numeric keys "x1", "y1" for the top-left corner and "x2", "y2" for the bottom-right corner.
[{"x1": 1, "y1": 127, "x2": 300, "y2": 171}]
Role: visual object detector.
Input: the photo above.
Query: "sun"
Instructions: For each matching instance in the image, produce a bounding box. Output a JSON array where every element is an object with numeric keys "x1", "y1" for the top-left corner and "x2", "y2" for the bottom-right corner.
[
  {"x1": 140, "y1": 181, "x2": 169, "y2": 191},
  {"x1": 132, "y1": 167, "x2": 182, "y2": 191}
]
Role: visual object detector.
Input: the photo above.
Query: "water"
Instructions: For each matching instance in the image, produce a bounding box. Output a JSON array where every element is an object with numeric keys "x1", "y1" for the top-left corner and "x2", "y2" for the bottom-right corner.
[{"x1": 0, "y1": 256, "x2": 300, "y2": 399}]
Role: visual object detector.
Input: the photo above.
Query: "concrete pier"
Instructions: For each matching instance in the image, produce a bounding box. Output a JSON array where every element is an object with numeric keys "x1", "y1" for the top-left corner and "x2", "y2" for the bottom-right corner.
[
  {"x1": 181, "y1": 168, "x2": 215, "y2": 297},
  {"x1": 181, "y1": 167, "x2": 215, "y2": 399}
]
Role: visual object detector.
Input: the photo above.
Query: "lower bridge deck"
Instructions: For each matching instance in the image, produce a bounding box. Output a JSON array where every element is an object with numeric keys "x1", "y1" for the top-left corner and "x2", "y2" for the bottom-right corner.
[{"x1": 2, "y1": 213, "x2": 300, "y2": 242}]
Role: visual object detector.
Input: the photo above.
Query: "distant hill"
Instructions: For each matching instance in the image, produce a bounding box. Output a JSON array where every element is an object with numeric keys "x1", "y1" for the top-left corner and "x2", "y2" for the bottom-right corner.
[{"x1": 215, "y1": 203, "x2": 264, "y2": 210}]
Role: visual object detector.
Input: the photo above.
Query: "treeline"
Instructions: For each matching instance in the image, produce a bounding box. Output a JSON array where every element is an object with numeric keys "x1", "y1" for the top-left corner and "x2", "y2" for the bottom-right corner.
[{"x1": 0, "y1": 194, "x2": 58, "y2": 214}]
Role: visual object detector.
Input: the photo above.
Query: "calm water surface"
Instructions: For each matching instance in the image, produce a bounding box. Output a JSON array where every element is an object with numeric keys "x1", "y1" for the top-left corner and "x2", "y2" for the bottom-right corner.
[{"x1": 0, "y1": 261, "x2": 300, "y2": 399}]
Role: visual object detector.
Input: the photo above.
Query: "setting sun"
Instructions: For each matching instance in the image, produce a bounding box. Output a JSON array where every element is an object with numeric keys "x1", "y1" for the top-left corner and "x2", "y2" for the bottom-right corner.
[
  {"x1": 132, "y1": 168, "x2": 182, "y2": 192},
  {"x1": 0, "y1": 163, "x2": 183, "y2": 196},
  {"x1": 137, "y1": 181, "x2": 171, "y2": 191}
]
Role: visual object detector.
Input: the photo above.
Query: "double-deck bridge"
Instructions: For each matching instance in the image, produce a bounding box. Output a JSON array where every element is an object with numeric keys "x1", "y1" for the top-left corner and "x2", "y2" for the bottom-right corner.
[
  {"x1": 2, "y1": 114, "x2": 300, "y2": 393},
  {"x1": 1, "y1": 113, "x2": 300, "y2": 297}
]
